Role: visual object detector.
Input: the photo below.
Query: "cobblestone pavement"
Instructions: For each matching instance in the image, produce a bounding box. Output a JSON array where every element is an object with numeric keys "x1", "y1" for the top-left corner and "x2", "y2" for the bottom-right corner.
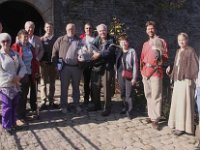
[{"x1": 0, "y1": 80, "x2": 198, "y2": 150}]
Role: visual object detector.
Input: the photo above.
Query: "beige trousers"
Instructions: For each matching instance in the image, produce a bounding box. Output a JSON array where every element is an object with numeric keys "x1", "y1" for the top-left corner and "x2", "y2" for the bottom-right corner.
[
  {"x1": 142, "y1": 76, "x2": 163, "y2": 121},
  {"x1": 40, "y1": 62, "x2": 57, "y2": 103}
]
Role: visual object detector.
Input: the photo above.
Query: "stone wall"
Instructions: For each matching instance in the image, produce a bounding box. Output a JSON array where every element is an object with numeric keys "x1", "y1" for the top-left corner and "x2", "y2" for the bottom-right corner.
[{"x1": 54, "y1": 0, "x2": 200, "y2": 61}]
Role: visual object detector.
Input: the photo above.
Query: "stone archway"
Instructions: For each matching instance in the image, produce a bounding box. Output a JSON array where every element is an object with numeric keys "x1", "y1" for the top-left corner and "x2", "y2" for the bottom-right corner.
[{"x1": 0, "y1": 0, "x2": 53, "y2": 40}]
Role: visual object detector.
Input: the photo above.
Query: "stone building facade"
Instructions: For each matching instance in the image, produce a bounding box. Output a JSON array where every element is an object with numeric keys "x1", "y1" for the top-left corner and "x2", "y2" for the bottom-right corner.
[{"x1": 0, "y1": 0, "x2": 200, "y2": 58}]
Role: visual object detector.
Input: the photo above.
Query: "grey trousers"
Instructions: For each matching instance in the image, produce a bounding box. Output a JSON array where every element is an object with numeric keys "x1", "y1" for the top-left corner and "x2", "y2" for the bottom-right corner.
[
  {"x1": 60, "y1": 65, "x2": 82, "y2": 108},
  {"x1": 91, "y1": 69, "x2": 115, "y2": 111},
  {"x1": 118, "y1": 72, "x2": 133, "y2": 112}
]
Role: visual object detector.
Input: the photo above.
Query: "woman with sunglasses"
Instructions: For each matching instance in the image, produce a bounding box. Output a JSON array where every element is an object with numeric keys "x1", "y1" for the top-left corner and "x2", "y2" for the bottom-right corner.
[{"x1": 0, "y1": 33, "x2": 27, "y2": 135}]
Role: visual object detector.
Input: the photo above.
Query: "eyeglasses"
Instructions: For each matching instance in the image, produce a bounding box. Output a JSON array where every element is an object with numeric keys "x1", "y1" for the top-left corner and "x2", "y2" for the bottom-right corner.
[{"x1": 1, "y1": 40, "x2": 10, "y2": 43}]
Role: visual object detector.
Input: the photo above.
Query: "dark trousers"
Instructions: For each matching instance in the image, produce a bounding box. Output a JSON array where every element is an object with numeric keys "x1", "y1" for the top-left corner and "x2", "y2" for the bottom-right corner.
[
  {"x1": 117, "y1": 71, "x2": 133, "y2": 112},
  {"x1": 1, "y1": 92, "x2": 19, "y2": 129},
  {"x1": 91, "y1": 69, "x2": 115, "y2": 111},
  {"x1": 60, "y1": 66, "x2": 82, "y2": 108},
  {"x1": 17, "y1": 75, "x2": 37, "y2": 119},
  {"x1": 83, "y1": 66, "x2": 92, "y2": 103}
]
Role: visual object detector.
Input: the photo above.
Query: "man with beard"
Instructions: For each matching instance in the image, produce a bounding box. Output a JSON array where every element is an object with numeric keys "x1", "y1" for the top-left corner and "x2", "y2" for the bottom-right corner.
[{"x1": 140, "y1": 21, "x2": 168, "y2": 130}]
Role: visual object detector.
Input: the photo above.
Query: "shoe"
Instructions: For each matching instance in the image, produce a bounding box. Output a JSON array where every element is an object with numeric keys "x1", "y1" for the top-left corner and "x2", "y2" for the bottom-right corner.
[
  {"x1": 39, "y1": 103, "x2": 48, "y2": 111},
  {"x1": 16, "y1": 119, "x2": 27, "y2": 127},
  {"x1": 87, "y1": 105, "x2": 101, "y2": 112},
  {"x1": 152, "y1": 121, "x2": 160, "y2": 130},
  {"x1": 4, "y1": 128, "x2": 13, "y2": 135},
  {"x1": 61, "y1": 108, "x2": 67, "y2": 114},
  {"x1": 173, "y1": 130, "x2": 184, "y2": 136},
  {"x1": 75, "y1": 105, "x2": 82, "y2": 114},
  {"x1": 120, "y1": 108, "x2": 127, "y2": 114},
  {"x1": 49, "y1": 103, "x2": 60, "y2": 109},
  {"x1": 146, "y1": 118, "x2": 152, "y2": 124},
  {"x1": 126, "y1": 111, "x2": 133, "y2": 120},
  {"x1": 101, "y1": 109, "x2": 111, "y2": 117}
]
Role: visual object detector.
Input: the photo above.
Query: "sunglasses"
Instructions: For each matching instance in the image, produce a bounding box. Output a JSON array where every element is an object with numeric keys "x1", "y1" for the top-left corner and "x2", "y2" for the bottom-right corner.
[{"x1": 1, "y1": 40, "x2": 10, "y2": 43}]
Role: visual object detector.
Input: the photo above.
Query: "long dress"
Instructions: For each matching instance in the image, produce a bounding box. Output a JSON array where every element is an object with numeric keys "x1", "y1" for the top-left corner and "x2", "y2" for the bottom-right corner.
[{"x1": 168, "y1": 48, "x2": 197, "y2": 134}]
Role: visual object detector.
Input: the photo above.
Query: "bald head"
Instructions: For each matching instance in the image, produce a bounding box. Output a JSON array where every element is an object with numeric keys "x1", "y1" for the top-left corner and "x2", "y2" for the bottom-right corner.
[{"x1": 66, "y1": 23, "x2": 76, "y2": 37}]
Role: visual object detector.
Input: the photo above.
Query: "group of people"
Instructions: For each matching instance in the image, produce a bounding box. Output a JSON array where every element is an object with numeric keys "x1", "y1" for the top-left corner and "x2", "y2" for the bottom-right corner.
[{"x1": 0, "y1": 20, "x2": 199, "y2": 140}]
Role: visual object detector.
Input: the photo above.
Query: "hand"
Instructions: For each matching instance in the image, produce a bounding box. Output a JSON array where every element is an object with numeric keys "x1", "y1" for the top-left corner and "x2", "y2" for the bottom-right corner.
[
  {"x1": 12, "y1": 76, "x2": 21, "y2": 86},
  {"x1": 166, "y1": 66, "x2": 171, "y2": 75},
  {"x1": 131, "y1": 79, "x2": 136, "y2": 86},
  {"x1": 78, "y1": 55, "x2": 84, "y2": 62},
  {"x1": 91, "y1": 51, "x2": 100, "y2": 60}
]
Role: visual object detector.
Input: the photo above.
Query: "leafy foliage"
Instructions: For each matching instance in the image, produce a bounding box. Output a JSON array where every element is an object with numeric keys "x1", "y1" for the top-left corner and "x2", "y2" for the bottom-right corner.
[{"x1": 109, "y1": 17, "x2": 128, "y2": 43}]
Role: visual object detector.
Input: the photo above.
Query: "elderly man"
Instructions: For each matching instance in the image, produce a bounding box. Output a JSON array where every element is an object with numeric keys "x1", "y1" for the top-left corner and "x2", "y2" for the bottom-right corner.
[
  {"x1": 88, "y1": 24, "x2": 116, "y2": 116},
  {"x1": 52, "y1": 23, "x2": 82, "y2": 114},
  {"x1": 24, "y1": 21, "x2": 44, "y2": 115},
  {"x1": 24, "y1": 21, "x2": 44, "y2": 61},
  {"x1": 140, "y1": 21, "x2": 168, "y2": 130}
]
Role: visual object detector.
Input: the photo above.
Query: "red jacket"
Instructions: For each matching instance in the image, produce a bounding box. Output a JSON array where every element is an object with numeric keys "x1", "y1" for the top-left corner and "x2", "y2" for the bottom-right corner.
[
  {"x1": 11, "y1": 42, "x2": 40, "y2": 82},
  {"x1": 140, "y1": 38, "x2": 168, "y2": 78}
]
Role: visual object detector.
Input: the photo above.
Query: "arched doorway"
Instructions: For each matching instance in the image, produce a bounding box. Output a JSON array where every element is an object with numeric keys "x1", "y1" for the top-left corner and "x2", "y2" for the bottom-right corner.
[{"x1": 0, "y1": 1, "x2": 44, "y2": 42}]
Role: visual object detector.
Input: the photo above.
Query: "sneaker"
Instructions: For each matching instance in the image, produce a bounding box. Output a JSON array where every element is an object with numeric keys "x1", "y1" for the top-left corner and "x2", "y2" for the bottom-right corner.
[
  {"x1": 101, "y1": 109, "x2": 111, "y2": 117},
  {"x1": 61, "y1": 108, "x2": 67, "y2": 114},
  {"x1": 39, "y1": 103, "x2": 48, "y2": 111},
  {"x1": 146, "y1": 118, "x2": 152, "y2": 124},
  {"x1": 173, "y1": 130, "x2": 184, "y2": 136}
]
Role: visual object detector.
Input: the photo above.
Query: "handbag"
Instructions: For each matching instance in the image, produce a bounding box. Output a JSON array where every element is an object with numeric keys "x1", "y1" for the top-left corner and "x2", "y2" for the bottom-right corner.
[{"x1": 122, "y1": 69, "x2": 132, "y2": 80}]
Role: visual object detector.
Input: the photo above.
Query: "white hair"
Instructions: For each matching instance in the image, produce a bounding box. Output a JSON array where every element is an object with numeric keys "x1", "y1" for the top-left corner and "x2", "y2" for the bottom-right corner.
[
  {"x1": 0, "y1": 33, "x2": 11, "y2": 43},
  {"x1": 96, "y1": 24, "x2": 107, "y2": 32},
  {"x1": 24, "y1": 21, "x2": 35, "y2": 29}
]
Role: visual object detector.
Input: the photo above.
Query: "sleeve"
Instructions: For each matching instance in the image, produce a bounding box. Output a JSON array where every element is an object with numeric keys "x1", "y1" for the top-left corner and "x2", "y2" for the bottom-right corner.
[
  {"x1": 51, "y1": 37, "x2": 61, "y2": 64},
  {"x1": 140, "y1": 44, "x2": 145, "y2": 71},
  {"x1": 132, "y1": 50, "x2": 138, "y2": 82},
  {"x1": 17, "y1": 55, "x2": 27, "y2": 78},
  {"x1": 37, "y1": 38, "x2": 44, "y2": 61}
]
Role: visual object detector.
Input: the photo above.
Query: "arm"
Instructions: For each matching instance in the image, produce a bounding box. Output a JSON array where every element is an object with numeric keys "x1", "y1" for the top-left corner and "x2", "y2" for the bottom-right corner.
[
  {"x1": 51, "y1": 37, "x2": 61, "y2": 64},
  {"x1": 161, "y1": 39, "x2": 169, "y2": 63},
  {"x1": 36, "y1": 37, "x2": 44, "y2": 61},
  {"x1": 17, "y1": 54, "x2": 27, "y2": 78},
  {"x1": 132, "y1": 50, "x2": 138, "y2": 85}
]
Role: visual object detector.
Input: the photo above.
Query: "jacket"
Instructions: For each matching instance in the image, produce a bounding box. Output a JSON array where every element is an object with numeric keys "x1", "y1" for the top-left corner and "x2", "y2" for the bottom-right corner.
[
  {"x1": 91, "y1": 35, "x2": 116, "y2": 70},
  {"x1": 0, "y1": 49, "x2": 27, "y2": 87},
  {"x1": 29, "y1": 35, "x2": 44, "y2": 61},
  {"x1": 11, "y1": 42, "x2": 40, "y2": 82},
  {"x1": 121, "y1": 48, "x2": 138, "y2": 82},
  {"x1": 171, "y1": 46, "x2": 198, "y2": 81},
  {"x1": 51, "y1": 34, "x2": 81, "y2": 64}
]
